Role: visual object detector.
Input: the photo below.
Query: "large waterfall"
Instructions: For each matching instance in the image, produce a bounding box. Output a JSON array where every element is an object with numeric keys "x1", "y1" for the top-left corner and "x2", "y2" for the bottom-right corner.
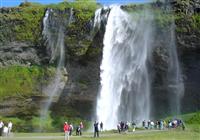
[
  {"x1": 95, "y1": 5, "x2": 184, "y2": 130},
  {"x1": 96, "y1": 6, "x2": 154, "y2": 129}
]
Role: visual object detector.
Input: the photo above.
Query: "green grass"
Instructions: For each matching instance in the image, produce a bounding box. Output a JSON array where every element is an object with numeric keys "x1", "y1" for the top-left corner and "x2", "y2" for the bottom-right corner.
[
  {"x1": 1, "y1": 128, "x2": 199, "y2": 140},
  {"x1": 1, "y1": 110, "x2": 199, "y2": 133},
  {"x1": 0, "y1": 112, "x2": 91, "y2": 132},
  {"x1": 164, "y1": 111, "x2": 200, "y2": 124}
]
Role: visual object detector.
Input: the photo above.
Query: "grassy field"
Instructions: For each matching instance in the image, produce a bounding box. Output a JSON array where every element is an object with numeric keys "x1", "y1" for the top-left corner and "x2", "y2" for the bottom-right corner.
[
  {"x1": 1, "y1": 112, "x2": 199, "y2": 140},
  {"x1": 1, "y1": 126, "x2": 199, "y2": 140}
]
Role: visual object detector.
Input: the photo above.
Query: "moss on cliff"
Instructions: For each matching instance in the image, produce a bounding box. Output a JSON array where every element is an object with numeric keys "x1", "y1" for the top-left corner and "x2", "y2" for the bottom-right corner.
[
  {"x1": 65, "y1": 1, "x2": 97, "y2": 57},
  {"x1": 0, "y1": 65, "x2": 55, "y2": 99},
  {"x1": 0, "y1": 3, "x2": 45, "y2": 44},
  {"x1": 172, "y1": 0, "x2": 200, "y2": 34},
  {"x1": 0, "y1": 0, "x2": 98, "y2": 99},
  {"x1": 191, "y1": 14, "x2": 200, "y2": 30},
  {"x1": 0, "y1": 1, "x2": 97, "y2": 46}
]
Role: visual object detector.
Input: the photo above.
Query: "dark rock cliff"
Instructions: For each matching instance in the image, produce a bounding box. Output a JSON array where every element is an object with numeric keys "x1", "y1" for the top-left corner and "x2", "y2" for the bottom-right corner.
[{"x1": 152, "y1": 0, "x2": 200, "y2": 117}]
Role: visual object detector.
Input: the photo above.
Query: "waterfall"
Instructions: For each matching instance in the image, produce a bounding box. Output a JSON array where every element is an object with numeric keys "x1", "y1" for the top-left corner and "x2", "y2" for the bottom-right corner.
[
  {"x1": 167, "y1": 21, "x2": 184, "y2": 115},
  {"x1": 93, "y1": 8, "x2": 102, "y2": 30},
  {"x1": 40, "y1": 8, "x2": 73, "y2": 130},
  {"x1": 96, "y1": 6, "x2": 154, "y2": 129},
  {"x1": 93, "y1": 7, "x2": 109, "y2": 33}
]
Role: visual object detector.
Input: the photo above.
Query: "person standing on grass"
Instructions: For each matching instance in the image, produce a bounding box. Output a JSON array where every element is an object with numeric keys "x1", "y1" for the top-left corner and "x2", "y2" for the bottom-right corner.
[
  {"x1": 100, "y1": 122, "x2": 103, "y2": 132},
  {"x1": 94, "y1": 121, "x2": 99, "y2": 138},
  {"x1": 8, "y1": 121, "x2": 12, "y2": 135},
  {"x1": 117, "y1": 123, "x2": 121, "y2": 133},
  {"x1": 142, "y1": 120, "x2": 145, "y2": 128},
  {"x1": 0, "y1": 120, "x2": 4, "y2": 136},
  {"x1": 76, "y1": 125, "x2": 80, "y2": 136},
  {"x1": 79, "y1": 122, "x2": 83, "y2": 136},
  {"x1": 3, "y1": 125, "x2": 8, "y2": 137},
  {"x1": 69, "y1": 123, "x2": 73, "y2": 136},
  {"x1": 64, "y1": 122, "x2": 70, "y2": 140}
]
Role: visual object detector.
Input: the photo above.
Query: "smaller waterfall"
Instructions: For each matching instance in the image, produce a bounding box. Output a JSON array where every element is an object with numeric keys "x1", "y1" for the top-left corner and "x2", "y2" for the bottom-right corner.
[
  {"x1": 40, "y1": 28, "x2": 67, "y2": 127},
  {"x1": 93, "y1": 8, "x2": 102, "y2": 29},
  {"x1": 40, "y1": 8, "x2": 73, "y2": 130},
  {"x1": 167, "y1": 22, "x2": 184, "y2": 115},
  {"x1": 93, "y1": 7, "x2": 109, "y2": 31},
  {"x1": 69, "y1": 8, "x2": 74, "y2": 24}
]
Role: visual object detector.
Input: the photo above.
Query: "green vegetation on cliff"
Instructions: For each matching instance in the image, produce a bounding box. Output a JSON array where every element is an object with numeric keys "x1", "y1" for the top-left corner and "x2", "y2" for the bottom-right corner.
[
  {"x1": 0, "y1": 0, "x2": 99, "y2": 97},
  {"x1": 0, "y1": 3, "x2": 45, "y2": 44},
  {"x1": 0, "y1": 1, "x2": 99, "y2": 132},
  {"x1": 0, "y1": 1, "x2": 98, "y2": 58},
  {"x1": 0, "y1": 0, "x2": 97, "y2": 44},
  {"x1": 0, "y1": 65, "x2": 55, "y2": 98},
  {"x1": 191, "y1": 14, "x2": 200, "y2": 30}
]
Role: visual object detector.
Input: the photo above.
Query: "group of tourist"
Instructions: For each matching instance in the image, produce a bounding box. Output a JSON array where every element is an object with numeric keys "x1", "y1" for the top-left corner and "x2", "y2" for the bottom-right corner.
[
  {"x1": 63, "y1": 121, "x2": 104, "y2": 139},
  {"x1": 63, "y1": 118, "x2": 185, "y2": 139},
  {"x1": 63, "y1": 121, "x2": 84, "y2": 140},
  {"x1": 115, "y1": 118, "x2": 185, "y2": 133},
  {"x1": 0, "y1": 120, "x2": 12, "y2": 137},
  {"x1": 117, "y1": 121, "x2": 132, "y2": 133},
  {"x1": 142, "y1": 119, "x2": 185, "y2": 130}
]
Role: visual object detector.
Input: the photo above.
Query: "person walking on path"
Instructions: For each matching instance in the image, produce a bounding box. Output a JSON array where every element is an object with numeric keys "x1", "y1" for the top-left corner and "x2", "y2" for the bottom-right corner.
[
  {"x1": 94, "y1": 121, "x2": 99, "y2": 138},
  {"x1": 64, "y1": 122, "x2": 70, "y2": 140}
]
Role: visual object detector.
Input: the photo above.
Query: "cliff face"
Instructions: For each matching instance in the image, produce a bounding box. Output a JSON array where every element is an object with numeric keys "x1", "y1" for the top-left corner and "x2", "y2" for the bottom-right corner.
[
  {"x1": 151, "y1": 0, "x2": 200, "y2": 117},
  {"x1": 0, "y1": 2, "x2": 100, "y2": 125},
  {"x1": 0, "y1": 0, "x2": 200, "y2": 131}
]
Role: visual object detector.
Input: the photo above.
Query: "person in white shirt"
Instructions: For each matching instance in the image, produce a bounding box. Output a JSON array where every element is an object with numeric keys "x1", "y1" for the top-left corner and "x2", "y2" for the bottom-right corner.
[
  {"x1": 8, "y1": 121, "x2": 13, "y2": 134},
  {"x1": 0, "y1": 120, "x2": 4, "y2": 136},
  {"x1": 3, "y1": 126, "x2": 8, "y2": 136}
]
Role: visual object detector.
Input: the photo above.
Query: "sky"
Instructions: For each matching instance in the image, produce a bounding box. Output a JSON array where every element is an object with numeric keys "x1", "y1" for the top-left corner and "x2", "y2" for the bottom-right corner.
[{"x1": 0, "y1": 0, "x2": 150, "y2": 7}]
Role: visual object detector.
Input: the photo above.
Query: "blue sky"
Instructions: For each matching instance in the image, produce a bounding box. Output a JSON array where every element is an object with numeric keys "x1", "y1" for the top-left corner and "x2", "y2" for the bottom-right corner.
[{"x1": 0, "y1": 0, "x2": 150, "y2": 7}]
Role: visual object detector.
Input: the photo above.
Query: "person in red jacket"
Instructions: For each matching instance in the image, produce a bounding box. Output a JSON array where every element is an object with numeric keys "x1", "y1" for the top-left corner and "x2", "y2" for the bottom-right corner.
[{"x1": 64, "y1": 122, "x2": 70, "y2": 140}]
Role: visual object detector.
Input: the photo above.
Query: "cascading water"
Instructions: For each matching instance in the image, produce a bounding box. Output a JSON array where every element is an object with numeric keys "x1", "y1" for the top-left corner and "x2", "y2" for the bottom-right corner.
[
  {"x1": 40, "y1": 9, "x2": 72, "y2": 130},
  {"x1": 94, "y1": 8, "x2": 102, "y2": 29},
  {"x1": 93, "y1": 7, "x2": 109, "y2": 30},
  {"x1": 41, "y1": 26, "x2": 66, "y2": 116},
  {"x1": 96, "y1": 6, "x2": 154, "y2": 129},
  {"x1": 167, "y1": 21, "x2": 184, "y2": 115}
]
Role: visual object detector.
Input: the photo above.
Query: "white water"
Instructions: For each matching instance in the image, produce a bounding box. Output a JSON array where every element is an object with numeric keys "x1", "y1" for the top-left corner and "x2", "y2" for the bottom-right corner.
[
  {"x1": 40, "y1": 9, "x2": 70, "y2": 130},
  {"x1": 93, "y1": 8, "x2": 102, "y2": 30},
  {"x1": 167, "y1": 22, "x2": 184, "y2": 115},
  {"x1": 96, "y1": 6, "x2": 154, "y2": 129},
  {"x1": 93, "y1": 7, "x2": 109, "y2": 32},
  {"x1": 41, "y1": 27, "x2": 66, "y2": 114},
  {"x1": 42, "y1": 9, "x2": 58, "y2": 62}
]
